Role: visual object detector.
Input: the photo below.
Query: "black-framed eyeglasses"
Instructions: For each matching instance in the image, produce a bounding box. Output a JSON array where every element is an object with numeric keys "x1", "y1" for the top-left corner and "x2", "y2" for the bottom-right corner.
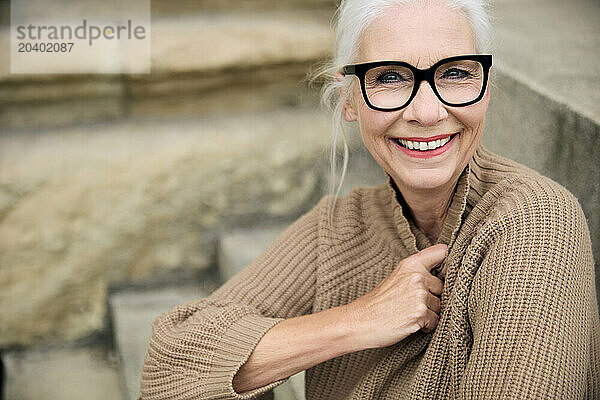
[{"x1": 342, "y1": 54, "x2": 492, "y2": 112}]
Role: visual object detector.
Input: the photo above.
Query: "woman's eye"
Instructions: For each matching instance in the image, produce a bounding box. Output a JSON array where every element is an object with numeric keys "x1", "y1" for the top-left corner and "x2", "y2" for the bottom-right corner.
[
  {"x1": 442, "y1": 68, "x2": 472, "y2": 80},
  {"x1": 377, "y1": 72, "x2": 405, "y2": 83}
]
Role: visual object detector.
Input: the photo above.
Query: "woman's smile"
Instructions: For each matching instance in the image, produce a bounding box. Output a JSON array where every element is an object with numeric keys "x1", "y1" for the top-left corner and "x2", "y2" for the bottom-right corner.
[{"x1": 388, "y1": 131, "x2": 460, "y2": 159}]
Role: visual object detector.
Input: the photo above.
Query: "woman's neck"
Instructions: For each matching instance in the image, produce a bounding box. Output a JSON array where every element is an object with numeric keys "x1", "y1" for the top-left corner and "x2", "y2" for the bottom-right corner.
[{"x1": 398, "y1": 182, "x2": 456, "y2": 244}]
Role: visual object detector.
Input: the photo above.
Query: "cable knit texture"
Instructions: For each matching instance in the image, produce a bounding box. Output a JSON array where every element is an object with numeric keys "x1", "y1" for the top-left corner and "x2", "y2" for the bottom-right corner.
[{"x1": 140, "y1": 146, "x2": 600, "y2": 399}]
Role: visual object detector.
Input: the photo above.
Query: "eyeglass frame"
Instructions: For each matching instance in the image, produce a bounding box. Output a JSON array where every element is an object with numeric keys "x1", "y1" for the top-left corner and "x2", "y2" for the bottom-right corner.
[{"x1": 342, "y1": 54, "x2": 493, "y2": 112}]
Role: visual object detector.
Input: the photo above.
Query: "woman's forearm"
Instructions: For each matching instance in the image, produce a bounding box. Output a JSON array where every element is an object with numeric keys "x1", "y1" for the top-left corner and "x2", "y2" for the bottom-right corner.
[{"x1": 232, "y1": 304, "x2": 361, "y2": 393}]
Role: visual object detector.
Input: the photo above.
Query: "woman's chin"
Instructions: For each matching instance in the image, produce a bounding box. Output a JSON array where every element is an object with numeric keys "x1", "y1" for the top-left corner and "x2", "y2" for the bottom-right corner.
[{"x1": 393, "y1": 166, "x2": 457, "y2": 192}]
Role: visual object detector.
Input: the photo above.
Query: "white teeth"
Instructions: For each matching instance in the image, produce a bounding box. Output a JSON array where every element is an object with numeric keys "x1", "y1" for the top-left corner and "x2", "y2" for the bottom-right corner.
[{"x1": 394, "y1": 134, "x2": 455, "y2": 151}]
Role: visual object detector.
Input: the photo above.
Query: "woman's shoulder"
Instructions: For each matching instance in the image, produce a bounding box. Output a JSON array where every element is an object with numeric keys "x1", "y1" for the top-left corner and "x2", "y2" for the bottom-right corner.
[
  {"x1": 470, "y1": 146, "x2": 588, "y2": 235},
  {"x1": 468, "y1": 149, "x2": 594, "y2": 289}
]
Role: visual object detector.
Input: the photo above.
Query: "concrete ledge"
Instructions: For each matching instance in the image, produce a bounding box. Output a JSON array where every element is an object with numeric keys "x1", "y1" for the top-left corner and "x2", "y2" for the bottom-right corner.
[
  {"x1": 0, "y1": 94, "x2": 125, "y2": 130},
  {"x1": 2, "y1": 345, "x2": 122, "y2": 400},
  {"x1": 128, "y1": 61, "x2": 321, "y2": 119},
  {"x1": 492, "y1": 0, "x2": 600, "y2": 124},
  {"x1": 0, "y1": 11, "x2": 333, "y2": 130},
  {"x1": 218, "y1": 224, "x2": 289, "y2": 282},
  {"x1": 148, "y1": 12, "x2": 332, "y2": 75},
  {"x1": 109, "y1": 286, "x2": 213, "y2": 400}
]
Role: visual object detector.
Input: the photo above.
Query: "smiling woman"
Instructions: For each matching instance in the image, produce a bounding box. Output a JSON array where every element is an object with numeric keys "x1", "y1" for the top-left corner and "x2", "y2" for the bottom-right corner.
[
  {"x1": 139, "y1": 0, "x2": 600, "y2": 399},
  {"x1": 339, "y1": 3, "x2": 492, "y2": 242}
]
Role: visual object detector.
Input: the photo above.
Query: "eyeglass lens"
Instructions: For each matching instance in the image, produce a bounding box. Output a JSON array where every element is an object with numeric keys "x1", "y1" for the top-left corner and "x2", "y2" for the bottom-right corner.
[{"x1": 363, "y1": 59, "x2": 485, "y2": 109}]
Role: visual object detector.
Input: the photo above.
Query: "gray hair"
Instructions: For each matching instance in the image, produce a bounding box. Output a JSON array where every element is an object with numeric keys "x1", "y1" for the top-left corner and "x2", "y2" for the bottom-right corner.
[{"x1": 314, "y1": 0, "x2": 492, "y2": 226}]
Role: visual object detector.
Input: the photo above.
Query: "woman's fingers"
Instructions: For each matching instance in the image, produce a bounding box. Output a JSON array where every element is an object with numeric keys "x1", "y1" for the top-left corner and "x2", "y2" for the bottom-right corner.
[
  {"x1": 347, "y1": 244, "x2": 448, "y2": 349},
  {"x1": 420, "y1": 309, "x2": 440, "y2": 333},
  {"x1": 426, "y1": 292, "x2": 441, "y2": 314},
  {"x1": 410, "y1": 244, "x2": 448, "y2": 271},
  {"x1": 426, "y1": 275, "x2": 444, "y2": 296}
]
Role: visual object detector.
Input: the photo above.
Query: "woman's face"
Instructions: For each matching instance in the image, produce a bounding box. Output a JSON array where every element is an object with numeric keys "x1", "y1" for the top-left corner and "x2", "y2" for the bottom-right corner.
[{"x1": 343, "y1": 2, "x2": 491, "y2": 194}]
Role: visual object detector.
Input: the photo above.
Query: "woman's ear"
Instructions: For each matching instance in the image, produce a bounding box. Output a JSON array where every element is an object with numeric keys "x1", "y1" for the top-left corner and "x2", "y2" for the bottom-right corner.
[
  {"x1": 335, "y1": 72, "x2": 358, "y2": 122},
  {"x1": 342, "y1": 99, "x2": 358, "y2": 122}
]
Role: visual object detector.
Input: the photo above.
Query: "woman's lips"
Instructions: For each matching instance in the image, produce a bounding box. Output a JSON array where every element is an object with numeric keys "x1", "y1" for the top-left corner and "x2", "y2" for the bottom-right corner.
[
  {"x1": 397, "y1": 133, "x2": 455, "y2": 142},
  {"x1": 389, "y1": 132, "x2": 459, "y2": 159}
]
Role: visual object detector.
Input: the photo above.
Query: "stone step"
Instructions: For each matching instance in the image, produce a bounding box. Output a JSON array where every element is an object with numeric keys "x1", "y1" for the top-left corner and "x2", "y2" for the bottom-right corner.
[
  {"x1": 0, "y1": 10, "x2": 333, "y2": 130},
  {"x1": 219, "y1": 224, "x2": 290, "y2": 282},
  {"x1": 0, "y1": 93, "x2": 386, "y2": 350},
  {"x1": 128, "y1": 10, "x2": 332, "y2": 120},
  {"x1": 109, "y1": 285, "x2": 216, "y2": 400},
  {"x1": 108, "y1": 283, "x2": 305, "y2": 400},
  {"x1": 1, "y1": 345, "x2": 123, "y2": 400}
]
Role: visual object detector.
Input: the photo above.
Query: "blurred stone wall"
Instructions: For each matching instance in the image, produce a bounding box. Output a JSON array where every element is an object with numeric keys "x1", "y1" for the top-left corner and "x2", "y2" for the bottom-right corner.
[{"x1": 0, "y1": 1, "x2": 338, "y2": 348}]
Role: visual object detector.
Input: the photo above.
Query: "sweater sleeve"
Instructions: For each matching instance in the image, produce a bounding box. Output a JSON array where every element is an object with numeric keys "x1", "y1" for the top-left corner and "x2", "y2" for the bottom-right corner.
[
  {"x1": 460, "y1": 180, "x2": 600, "y2": 399},
  {"x1": 140, "y1": 198, "x2": 325, "y2": 400}
]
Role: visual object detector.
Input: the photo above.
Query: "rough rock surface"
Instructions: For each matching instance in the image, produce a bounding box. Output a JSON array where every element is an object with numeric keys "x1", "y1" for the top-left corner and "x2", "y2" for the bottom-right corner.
[{"x1": 0, "y1": 107, "x2": 332, "y2": 347}]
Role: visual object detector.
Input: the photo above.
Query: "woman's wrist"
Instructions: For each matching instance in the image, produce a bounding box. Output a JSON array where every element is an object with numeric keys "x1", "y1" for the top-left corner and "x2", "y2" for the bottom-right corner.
[
  {"x1": 232, "y1": 305, "x2": 367, "y2": 393},
  {"x1": 337, "y1": 302, "x2": 371, "y2": 353},
  {"x1": 320, "y1": 304, "x2": 363, "y2": 355}
]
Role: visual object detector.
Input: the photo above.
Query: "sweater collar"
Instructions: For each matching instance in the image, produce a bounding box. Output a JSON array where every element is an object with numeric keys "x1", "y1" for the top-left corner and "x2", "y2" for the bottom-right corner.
[{"x1": 384, "y1": 154, "x2": 472, "y2": 254}]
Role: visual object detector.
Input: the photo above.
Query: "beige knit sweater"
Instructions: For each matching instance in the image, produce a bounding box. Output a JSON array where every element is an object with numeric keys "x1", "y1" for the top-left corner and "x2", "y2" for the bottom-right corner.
[{"x1": 141, "y1": 146, "x2": 600, "y2": 399}]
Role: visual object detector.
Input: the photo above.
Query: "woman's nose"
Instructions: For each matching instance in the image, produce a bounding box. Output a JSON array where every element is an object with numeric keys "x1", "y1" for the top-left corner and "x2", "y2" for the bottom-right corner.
[{"x1": 402, "y1": 81, "x2": 448, "y2": 126}]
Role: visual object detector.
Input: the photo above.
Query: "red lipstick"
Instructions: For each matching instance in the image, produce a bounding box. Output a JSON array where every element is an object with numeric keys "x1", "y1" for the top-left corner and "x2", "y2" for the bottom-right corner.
[{"x1": 393, "y1": 132, "x2": 455, "y2": 142}]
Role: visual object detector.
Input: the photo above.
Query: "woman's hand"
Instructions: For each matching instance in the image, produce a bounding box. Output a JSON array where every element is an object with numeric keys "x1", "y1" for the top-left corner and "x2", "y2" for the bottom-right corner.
[{"x1": 344, "y1": 244, "x2": 447, "y2": 350}]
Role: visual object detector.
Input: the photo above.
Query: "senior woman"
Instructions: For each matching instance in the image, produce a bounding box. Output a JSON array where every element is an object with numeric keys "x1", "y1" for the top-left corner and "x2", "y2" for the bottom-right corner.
[{"x1": 140, "y1": 0, "x2": 600, "y2": 398}]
